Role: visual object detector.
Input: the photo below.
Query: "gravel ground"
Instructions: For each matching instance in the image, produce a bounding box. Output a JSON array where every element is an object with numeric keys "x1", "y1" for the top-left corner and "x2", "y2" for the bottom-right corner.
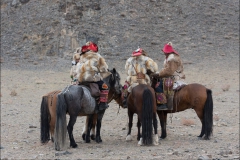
[{"x1": 0, "y1": 54, "x2": 239, "y2": 159}]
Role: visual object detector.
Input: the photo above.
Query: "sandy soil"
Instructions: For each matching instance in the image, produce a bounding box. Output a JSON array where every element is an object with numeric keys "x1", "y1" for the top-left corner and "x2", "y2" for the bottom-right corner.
[{"x1": 0, "y1": 58, "x2": 239, "y2": 159}]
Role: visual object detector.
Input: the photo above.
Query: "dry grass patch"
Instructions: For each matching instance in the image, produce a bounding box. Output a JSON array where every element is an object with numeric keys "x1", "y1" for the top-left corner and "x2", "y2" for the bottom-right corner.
[
  {"x1": 221, "y1": 84, "x2": 230, "y2": 92},
  {"x1": 181, "y1": 118, "x2": 195, "y2": 126},
  {"x1": 10, "y1": 90, "x2": 17, "y2": 96}
]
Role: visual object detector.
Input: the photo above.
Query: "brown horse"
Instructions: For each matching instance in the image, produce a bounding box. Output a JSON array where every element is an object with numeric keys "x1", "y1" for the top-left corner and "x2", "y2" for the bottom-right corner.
[
  {"x1": 125, "y1": 84, "x2": 158, "y2": 146},
  {"x1": 40, "y1": 68, "x2": 122, "y2": 145},
  {"x1": 152, "y1": 78, "x2": 213, "y2": 140}
]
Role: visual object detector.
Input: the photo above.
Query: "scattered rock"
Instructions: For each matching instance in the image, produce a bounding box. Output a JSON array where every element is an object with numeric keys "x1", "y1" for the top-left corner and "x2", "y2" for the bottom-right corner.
[
  {"x1": 198, "y1": 155, "x2": 211, "y2": 160},
  {"x1": 221, "y1": 85, "x2": 230, "y2": 91},
  {"x1": 55, "y1": 151, "x2": 72, "y2": 156},
  {"x1": 29, "y1": 125, "x2": 37, "y2": 128}
]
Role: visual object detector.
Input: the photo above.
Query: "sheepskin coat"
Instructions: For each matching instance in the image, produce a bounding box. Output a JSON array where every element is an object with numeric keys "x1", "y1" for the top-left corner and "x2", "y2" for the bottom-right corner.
[
  {"x1": 125, "y1": 55, "x2": 158, "y2": 91},
  {"x1": 70, "y1": 65, "x2": 78, "y2": 79},
  {"x1": 76, "y1": 51, "x2": 109, "y2": 82},
  {"x1": 159, "y1": 53, "x2": 185, "y2": 81}
]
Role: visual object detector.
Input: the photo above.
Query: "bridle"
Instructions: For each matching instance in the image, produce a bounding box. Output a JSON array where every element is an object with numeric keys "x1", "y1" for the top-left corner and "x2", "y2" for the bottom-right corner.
[{"x1": 107, "y1": 71, "x2": 122, "y2": 114}]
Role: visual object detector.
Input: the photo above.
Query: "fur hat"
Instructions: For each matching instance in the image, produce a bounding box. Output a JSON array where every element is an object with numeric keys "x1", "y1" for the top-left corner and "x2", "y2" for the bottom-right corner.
[
  {"x1": 73, "y1": 53, "x2": 80, "y2": 61},
  {"x1": 76, "y1": 47, "x2": 81, "y2": 53},
  {"x1": 162, "y1": 42, "x2": 178, "y2": 55},
  {"x1": 81, "y1": 41, "x2": 98, "y2": 54}
]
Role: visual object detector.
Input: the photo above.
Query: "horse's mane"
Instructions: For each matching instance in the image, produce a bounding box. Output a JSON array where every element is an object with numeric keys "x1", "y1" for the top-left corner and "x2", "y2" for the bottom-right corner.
[{"x1": 108, "y1": 68, "x2": 120, "y2": 87}]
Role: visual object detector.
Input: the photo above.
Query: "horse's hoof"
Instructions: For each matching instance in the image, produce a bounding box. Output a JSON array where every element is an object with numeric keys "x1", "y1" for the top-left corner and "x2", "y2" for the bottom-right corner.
[
  {"x1": 203, "y1": 136, "x2": 210, "y2": 140},
  {"x1": 126, "y1": 135, "x2": 132, "y2": 141},
  {"x1": 85, "y1": 139, "x2": 90, "y2": 143},
  {"x1": 137, "y1": 138, "x2": 143, "y2": 146},
  {"x1": 70, "y1": 143, "x2": 78, "y2": 148},
  {"x1": 91, "y1": 134, "x2": 96, "y2": 140},
  {"x1": 82, "y1": 134, "x2": 86, "y2": 140},
  {"x1": 197, "y1": 137, "x2": 202, "y2": 140},
  {"x1": 96, "y1": 136, "x2": 102, "y2": 143}
]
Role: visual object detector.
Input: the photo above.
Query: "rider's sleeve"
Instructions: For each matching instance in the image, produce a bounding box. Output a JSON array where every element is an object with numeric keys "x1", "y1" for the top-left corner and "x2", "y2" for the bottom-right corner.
[
  {"x1": 97, "y1": 55, "x2": 108, "y2": 72},
  {"x1": 145, "y1": 58, "x2": 158, "y2": 73},
  {"x1": 159, "y1": 60, "x2": 178, "y2": 77}
]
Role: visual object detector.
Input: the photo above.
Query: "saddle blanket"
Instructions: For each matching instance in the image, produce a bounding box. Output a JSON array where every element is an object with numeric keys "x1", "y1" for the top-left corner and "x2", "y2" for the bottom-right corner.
[{"x1": 173, "y1": 80, "x2": 187, "y2": 90}]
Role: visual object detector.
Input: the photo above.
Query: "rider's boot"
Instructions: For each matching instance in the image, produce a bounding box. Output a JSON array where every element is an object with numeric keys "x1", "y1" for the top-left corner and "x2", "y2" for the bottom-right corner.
[
  {"x1": 122, "y1": 95, "x2": 128, "y2": 108},
  {"x1": 98, "y1": 90, "x2": 109, "y2": 110},
  {"x1": 121, "y1": 81, "x2": 130, "y2": 108}
]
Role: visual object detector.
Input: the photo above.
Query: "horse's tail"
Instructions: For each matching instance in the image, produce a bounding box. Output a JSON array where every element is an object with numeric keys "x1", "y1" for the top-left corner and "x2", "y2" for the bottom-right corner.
[
  {"x1": 204, "y1": 89, "x2": 213, "y2": 139},
  {"x1": 142, "y1": 88, "x2": 153, "y2": 145},
  {"x1": 40, "y1": 95, "x2": 50, "y2": 143},
  {"x1": 54, "y1": 92, "x2": 67, "y2": 151}
]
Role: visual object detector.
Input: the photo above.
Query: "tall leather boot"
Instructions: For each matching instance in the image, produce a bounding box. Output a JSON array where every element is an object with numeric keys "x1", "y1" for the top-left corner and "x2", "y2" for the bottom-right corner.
[
  {"x1": 122, "y1": 94, "x2": 128, "y2": 108},
  {"x1": 121, "y1": 81, "x2": 130, "y2": 108}
]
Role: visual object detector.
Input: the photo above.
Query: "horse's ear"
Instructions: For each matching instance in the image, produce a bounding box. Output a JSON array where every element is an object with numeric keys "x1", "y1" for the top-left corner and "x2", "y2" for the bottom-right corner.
[{"x1": 113, "y1": 68, "x2": 116, "y2": 73}]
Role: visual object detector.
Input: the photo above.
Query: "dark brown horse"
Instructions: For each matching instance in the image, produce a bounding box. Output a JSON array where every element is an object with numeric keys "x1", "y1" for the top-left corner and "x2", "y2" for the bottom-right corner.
[
  {"x1": 152, "y1": 78, "x2": 213, "y2": 140},
  {"x1": 125, "y1": 84, "x2": 158, "y2": 146},
  {"x1": 40, "y1": 68, "x2": 122, "y2": 147}
]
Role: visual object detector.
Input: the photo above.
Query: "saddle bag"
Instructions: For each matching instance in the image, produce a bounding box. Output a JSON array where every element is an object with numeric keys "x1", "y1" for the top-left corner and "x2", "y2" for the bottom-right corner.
[
  {"x1": 89, "y1": 83, "x2": 100, "y2": 97},
  {"x1": 163, "y1": 77, "x2": 174, "y2": 96},
  {"x1": 156, "y1": 92, "x2": 167, "y2": 104}
]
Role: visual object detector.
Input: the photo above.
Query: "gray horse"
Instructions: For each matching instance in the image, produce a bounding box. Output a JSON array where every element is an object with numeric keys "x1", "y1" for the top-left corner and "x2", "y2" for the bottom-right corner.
[{"x1": 54, "y1": 68, "x2": 122, "y2": 151}]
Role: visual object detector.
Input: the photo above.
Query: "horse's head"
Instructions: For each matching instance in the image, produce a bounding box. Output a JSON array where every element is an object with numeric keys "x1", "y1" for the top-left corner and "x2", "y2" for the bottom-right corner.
[{"x1": 106, "y1": 68, "x2": 122, "y2": 95}]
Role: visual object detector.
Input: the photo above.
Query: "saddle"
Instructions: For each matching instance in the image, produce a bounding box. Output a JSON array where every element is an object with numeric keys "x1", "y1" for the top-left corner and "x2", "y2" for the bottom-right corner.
[
  {"x1": 78, "y1": 82, "x2": 100, "y2": 97},
  {"x1": 163, "y1": 77, "x2": 187, "y2": 110}
]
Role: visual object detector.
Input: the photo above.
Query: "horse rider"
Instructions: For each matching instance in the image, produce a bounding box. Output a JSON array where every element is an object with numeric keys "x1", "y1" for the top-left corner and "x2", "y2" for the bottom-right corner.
[
  {"x1": 151, "y1": 42, "x2": 186, "y2": 110},
  {"x1": 122, "y1": 47, "x2": 158, "y2": 108},
  {"x1": 76, "y1": 41, "x2": 111, "y2": 111},
  {"x1": 70, "y1": 49, "x2": 81, "y2": 84}
]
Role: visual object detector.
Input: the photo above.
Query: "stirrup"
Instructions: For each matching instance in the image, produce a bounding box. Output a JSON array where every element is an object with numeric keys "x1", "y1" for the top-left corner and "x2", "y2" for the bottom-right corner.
[
  {"x1": 98, "y1": 102, "x2": 109, "y2": 110},
  {"x1": 157, "y1": 104, "x2": 168, "y2": 110},
  {"x1": 122, "y1": 98, "x2": 128, "y2": 108}
]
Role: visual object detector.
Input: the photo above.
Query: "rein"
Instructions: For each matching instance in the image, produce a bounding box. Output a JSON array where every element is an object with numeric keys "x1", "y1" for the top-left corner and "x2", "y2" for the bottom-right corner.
[{"x1": 107, "y1": 92, "x2": 115, "y2": 104}]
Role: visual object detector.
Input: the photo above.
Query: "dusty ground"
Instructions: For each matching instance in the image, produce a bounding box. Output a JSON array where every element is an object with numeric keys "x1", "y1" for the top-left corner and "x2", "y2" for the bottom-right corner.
[{"x1": 0, "y1": 57, "x2": 239, "y2": 159}]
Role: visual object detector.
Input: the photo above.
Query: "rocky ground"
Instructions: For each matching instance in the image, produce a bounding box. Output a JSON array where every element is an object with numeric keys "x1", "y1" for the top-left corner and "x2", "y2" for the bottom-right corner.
[{"x1": 0, "y1": 53, "x2": 239, "y2": 159}]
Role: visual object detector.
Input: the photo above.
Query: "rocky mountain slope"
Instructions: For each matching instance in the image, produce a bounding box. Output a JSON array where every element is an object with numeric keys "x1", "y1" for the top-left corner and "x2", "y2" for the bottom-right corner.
[{"x1": 1, "y1": 0, "x2": 239, "y2": 71}]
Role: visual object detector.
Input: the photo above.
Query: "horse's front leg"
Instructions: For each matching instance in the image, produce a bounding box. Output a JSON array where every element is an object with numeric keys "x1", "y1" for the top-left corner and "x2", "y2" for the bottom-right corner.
[
  {"x1": 91, "y1": 114, "x2": 97, "y2": 140},
  {"x1": 153, "y1": 112, "x2": 159, "y2": 145},
  {"x1": 96, "y1": 109, "x2": 106, "y2": 143},
  {"x1": 85, "y1": 114, "x2": 94, "y2": 143},
  {"x1": 81, "y1": 116, "x2": 88, "y2": 140},
  {"x1": 157, "y1": 111, "x2": 167, "y2": 139},
  {"x1": 126, "y1": 110, "x2": 133, "y2": 141},
  {"x1": 82, "y1": 115, "x2": 97, "y2": 141},
  {"x1": 67, "y1": 115, "x2": 78, "y2": 148}
]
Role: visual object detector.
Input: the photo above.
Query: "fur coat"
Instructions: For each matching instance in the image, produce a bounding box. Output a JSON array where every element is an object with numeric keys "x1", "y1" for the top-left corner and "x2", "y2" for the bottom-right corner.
[
  {"x1": 125, "y1": 55, "x2": 158, "y2": 91},
  {"x1": 159, "y1": 53, "x2": 185, "y2": 81},
  {"x1": 76, "y1": 51, "x2": 110, "y2": 82},
  {"x1": 70, "y1": 65, "x2": 77, "y2": 80}
]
